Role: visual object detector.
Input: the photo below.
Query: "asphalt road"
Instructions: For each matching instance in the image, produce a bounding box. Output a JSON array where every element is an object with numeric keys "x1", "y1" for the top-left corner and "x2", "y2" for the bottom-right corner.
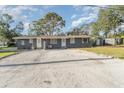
[{"x1": 0, "y1": 49, "x2": 124, "y2": 88}]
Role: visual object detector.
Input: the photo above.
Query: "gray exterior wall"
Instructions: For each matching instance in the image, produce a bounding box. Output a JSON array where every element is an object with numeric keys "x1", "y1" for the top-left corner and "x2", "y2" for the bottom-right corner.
[
  {"x1": 16, "y1": 38, "x2": 91, "y2": 49},
  {"x1": 16, "y1": 39, "x2": 37, "y2": 49},
  {"x1": 66, "y1": 38, "x2": 90, "y2": 48},
  {"x1": 16, "y1": 39, "x2": 30, "y2": 49},
  {"x1": 105, "y1": 38, "x2": 123, "y2": 45},
  {"x1": 45, "y1": 39, "x2": 62, "y2": 49}
]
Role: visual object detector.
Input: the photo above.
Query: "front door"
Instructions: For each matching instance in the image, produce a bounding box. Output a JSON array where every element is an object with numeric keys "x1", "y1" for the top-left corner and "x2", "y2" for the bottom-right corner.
[
  {"x1": 37, "y1": 38, "x2": 42, "y2": 48},
  {"x1": 43, "y1": 40, "x2": 46, "y2": 49},
  {"x1": 61, "y1": 39, "x2": 66, "y2": 47}
]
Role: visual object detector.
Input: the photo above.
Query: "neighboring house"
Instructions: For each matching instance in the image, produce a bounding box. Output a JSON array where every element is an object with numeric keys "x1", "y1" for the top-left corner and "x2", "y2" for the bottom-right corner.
[
  {"x1": 13, "y1": 35, "x2": 91, "y2": 49},
  {"x1": 0, "y1": 41, "x2": 7, "y2": 47},
  {"x1": 94, "y1": 37, "x2": 123, "y2": 46},
  {"x1": 105, "y1": 38, "x2": 124, "y2": 45}
]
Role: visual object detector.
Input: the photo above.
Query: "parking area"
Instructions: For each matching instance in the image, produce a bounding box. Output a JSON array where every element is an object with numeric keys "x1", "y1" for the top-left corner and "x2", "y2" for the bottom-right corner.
[{"x1": 0, "y1": 49, "x2": 124, "y2": 87}]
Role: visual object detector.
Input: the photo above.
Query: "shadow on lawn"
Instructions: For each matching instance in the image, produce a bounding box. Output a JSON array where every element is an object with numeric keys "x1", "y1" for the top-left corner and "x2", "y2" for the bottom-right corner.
[{"x1": 0, "y1": 57, "x2": 113, "y2": 68}]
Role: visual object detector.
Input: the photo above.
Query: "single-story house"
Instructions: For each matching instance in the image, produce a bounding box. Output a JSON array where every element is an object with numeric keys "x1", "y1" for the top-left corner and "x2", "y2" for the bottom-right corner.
[
  {"x1": 0, "y1": 41, "x2": 7, "y2": 47},
  {"x1": 92, "y1": 37, "x2": 123, "y2": 46},
  {"x1": 13, "y1": 35, "x2": 91, "y2": 49},
  {"x1": 105, "y1": 38, "x2": 123, "y2": 45}
]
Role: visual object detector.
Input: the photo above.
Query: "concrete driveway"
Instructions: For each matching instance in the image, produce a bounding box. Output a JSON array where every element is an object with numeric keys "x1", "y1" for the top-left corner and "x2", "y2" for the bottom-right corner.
[{"x1": 0, "y1": 49, "x2": 124, "y2": 88}]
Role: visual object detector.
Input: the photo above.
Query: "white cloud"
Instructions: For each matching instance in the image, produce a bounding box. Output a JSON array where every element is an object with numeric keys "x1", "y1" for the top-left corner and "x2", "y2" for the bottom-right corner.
[
  {"x1": 71, "y1": 5, "x2": 100, "y2": 28},
  {"x1": 73, "y1": 5, "x2": 82, "y2": 11},
  {"x1": 0, "y1": 6, "x2": 7, "y2": 10},
  {"x1": 24, "y1": 22, "x2": 30, "y2": 31},
  {"x1": 72, "y1": 17, "x2": 86, "y2": 27},
  {"x1": 0, "y1": 5, "x2": 56, "y2": 35},
  {"x1": 0, "y1": 6, "x2": 39, "y2": 21},
  {"x1": 73, "y1": 5, "x2": 106, "y2": 11},
  {"x1": 71, "y1": 13, "x2": 98, "y2": 27},
  {"x1": 0, "y1": 5, "x2": 41, "y2": 33},
  {"x1": 42, "y1": 5, "x2": 55, "y2": 9},
  {"x1": 73, "y1": 5, "x2": 100, "y2": 16},
  {"x1": 71, "y1": 14, "x2": 77, "y2": 20}
]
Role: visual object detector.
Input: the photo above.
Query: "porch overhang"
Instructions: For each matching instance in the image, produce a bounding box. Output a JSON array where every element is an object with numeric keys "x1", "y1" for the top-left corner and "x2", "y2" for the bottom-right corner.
[{"x1": 13, "y1": 35, "x2": 91, "y2": 40}]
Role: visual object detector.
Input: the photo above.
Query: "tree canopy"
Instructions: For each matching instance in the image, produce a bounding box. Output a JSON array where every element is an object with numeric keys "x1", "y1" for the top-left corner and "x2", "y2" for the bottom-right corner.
[
  {"x1": 91, "y1": 7, "x2": 123, "y2": 38},
  {"x1": 29, "y1": 12, "x2": 65, "y2": 36},
  {"x1": 110, "y1": 5, "x2": 124, "y2": 16},
  {"x1": 0, "y1": 14, "x2": 24, "y2": 43}
]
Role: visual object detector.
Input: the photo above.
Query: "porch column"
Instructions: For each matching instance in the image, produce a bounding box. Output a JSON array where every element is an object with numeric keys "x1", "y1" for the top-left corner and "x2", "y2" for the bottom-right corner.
[
  {"x1": 29, "y1": 39, "x2": 34, "y2": 49},
  {"x1": 43, "y1": 39, "x2": 47, "y2": 50},
  {"x1": 61, "y1": 38, "x2": 66, "y2": 48}
]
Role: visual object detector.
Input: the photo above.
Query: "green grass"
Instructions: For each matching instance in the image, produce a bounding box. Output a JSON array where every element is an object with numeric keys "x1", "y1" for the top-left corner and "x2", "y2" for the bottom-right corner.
[
  {"x1": 0, "y1": 52, "x2": 17, "y2": 57},
  {"x1": 80, "y1": 47, "x2": 124, "y2": 59},
  {"x1": 115, "y1": 44, "x2": 124, "y2": 47}
]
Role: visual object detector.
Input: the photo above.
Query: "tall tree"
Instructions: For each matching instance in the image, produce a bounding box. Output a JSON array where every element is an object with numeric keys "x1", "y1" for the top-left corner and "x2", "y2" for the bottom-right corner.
[
  {"x1": 29, "y1": 12, "x2": 65, "y2": 36},
  {"x1": 91, "y1": 8, "x2": 123, "y2": 37},
  {"x1": 14, "y1": 22, "x2": 24, "y2": 34},
  {"x1": 91, "y1": 22, "x2": 101, "y2": 37},
  {"x1": 0, "y1": 14, "x2": 24, "y2": 44},
  {"x1": 80, "y1": 24, "x2": 92, "y2": 35},
  {"x1": 110, "y1": 5, "x2": 124, "y2": 16}
]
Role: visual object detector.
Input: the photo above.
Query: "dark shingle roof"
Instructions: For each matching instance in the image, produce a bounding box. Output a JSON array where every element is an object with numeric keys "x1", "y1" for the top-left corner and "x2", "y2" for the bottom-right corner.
[{"x1": 13, "y1": 35, "x2": 90, "y2": 39}]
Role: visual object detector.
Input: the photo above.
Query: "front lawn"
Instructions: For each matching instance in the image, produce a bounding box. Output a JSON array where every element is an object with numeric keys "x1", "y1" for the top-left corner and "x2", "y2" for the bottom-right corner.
[
  {"x1": 80, "y1": 47, "x2": 124, "y2": 59},
  {"x1": 115, "y1": 44, "x2": 124, "y2": 47},
  {"x1": 0, "y1": 52, "x2": 17, "y2": 58}
]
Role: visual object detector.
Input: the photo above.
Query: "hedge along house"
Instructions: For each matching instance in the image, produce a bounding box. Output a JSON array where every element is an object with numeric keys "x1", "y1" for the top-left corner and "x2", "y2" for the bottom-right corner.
[{"x1": 13, "y1": 35, "x2": 91, "y2": 49}]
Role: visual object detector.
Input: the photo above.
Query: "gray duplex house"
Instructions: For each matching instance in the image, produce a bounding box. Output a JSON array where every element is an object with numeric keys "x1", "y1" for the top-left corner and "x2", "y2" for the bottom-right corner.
[{"x1": 13, "y1": 35, "x2": 91, "y2": 49}]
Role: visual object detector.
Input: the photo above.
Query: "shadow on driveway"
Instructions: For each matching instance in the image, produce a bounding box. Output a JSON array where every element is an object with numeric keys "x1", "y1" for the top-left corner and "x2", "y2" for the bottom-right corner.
[{"x1": 0, "y1": 57, "x2": 113, "y2": 68}]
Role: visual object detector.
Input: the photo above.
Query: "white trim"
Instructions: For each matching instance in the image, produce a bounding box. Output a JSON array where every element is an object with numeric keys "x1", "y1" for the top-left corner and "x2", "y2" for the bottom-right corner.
[{"x1": 61, "y1": 39, "x2": 66, "y2": 47}]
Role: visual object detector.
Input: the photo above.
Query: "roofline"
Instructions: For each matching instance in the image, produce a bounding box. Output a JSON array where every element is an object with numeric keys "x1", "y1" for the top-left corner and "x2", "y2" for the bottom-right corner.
[{"x1": 13, "y1": 35, "x2": 91, "y2": 40}]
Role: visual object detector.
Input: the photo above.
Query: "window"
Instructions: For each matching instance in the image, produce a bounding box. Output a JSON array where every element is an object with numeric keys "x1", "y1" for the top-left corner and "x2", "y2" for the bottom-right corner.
[
  {"x1": 50, "y1": 39, "x2": 57, "y2": 44},
  {"x1": 21, "y1": 40, "x2": 25, "y2": 45},
  {"x1": 70, "y1": 38, "x2": 75, "y2": 44}
]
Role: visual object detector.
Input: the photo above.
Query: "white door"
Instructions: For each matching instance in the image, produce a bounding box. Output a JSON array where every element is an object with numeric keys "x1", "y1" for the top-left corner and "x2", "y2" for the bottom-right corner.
[
  {"x1": 43, "y1": 40, "x2": 46, "y2": 49},
  {"x1": 37, "y1": 38, "x2": 42, "y2": 48},
  {"x1": 61, "y1": 39, "x2": 66, "y2": 47}
]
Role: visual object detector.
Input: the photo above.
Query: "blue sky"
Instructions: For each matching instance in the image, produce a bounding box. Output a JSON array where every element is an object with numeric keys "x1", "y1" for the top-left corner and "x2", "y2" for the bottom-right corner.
[{"x1": 0, "y1": 5, "x2": 101, "y2": 35}]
